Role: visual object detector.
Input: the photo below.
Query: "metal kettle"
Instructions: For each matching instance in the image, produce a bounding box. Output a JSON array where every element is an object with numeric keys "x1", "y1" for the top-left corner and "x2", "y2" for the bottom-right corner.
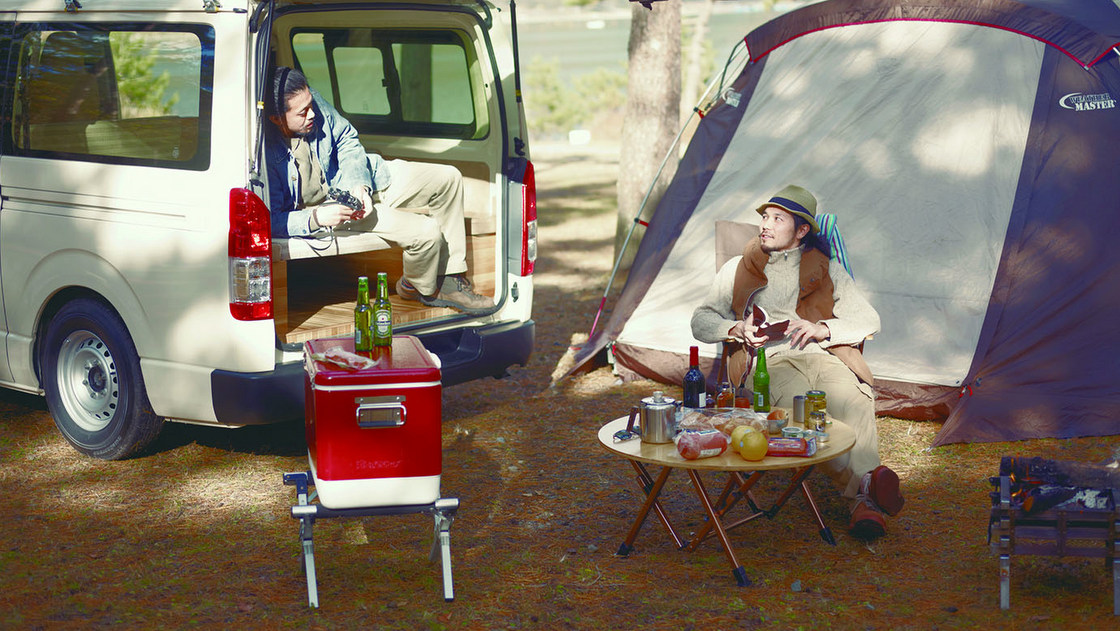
[{"x1": 626, "y1": 390, "x2": 680, "y2": 444}]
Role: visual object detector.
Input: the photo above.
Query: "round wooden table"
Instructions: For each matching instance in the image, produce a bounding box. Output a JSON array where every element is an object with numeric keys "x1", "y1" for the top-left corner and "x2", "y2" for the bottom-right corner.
[{"x1": 597, "y1": 413, "x2": 855, "y2": 586}]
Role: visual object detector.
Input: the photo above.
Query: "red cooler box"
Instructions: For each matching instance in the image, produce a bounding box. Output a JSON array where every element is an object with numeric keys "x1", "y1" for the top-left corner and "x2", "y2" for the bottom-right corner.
[{"x1": 304, "y1": 336, "x2": 442, "y2": 509}]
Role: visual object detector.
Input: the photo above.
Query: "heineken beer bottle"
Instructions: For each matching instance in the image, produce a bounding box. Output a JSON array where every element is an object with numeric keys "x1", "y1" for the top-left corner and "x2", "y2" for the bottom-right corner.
[
  {"x1": 354, "y1": 276, "x2": 372, "y2": 352},
  {"x1": 373, "y1": 272, "x2": 393, "y2": 347}
]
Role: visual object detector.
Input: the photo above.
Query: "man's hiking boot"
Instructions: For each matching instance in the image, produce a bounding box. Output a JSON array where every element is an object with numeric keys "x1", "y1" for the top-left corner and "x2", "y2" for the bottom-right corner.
[
  {"x1": 862, "y1": 465, "x2": 905, "y2": 516},
  {"x1": 849, "y1": 499, "x2": 886, "y2": 539},
  {"x1": 396, "y1": 275, "x2": 493, "y2": 315}
]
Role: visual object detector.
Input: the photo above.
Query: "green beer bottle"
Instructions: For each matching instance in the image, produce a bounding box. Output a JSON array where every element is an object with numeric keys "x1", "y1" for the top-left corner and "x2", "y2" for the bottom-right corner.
[
  {"x1": 753, "y1": 346, "x2": 771, "y2": 413},
  {"x1": 354, "y1": 276, "x2": 372, "y2": 352},
  {"x1": 373, "y1": 272, "x2": 393, "y2": 347}
]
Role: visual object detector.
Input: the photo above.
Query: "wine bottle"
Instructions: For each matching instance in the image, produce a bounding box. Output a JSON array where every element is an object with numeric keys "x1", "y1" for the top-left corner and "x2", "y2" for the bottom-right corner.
[{"x1": 683, "y1": 346, "x2": 706, "y2": 408}]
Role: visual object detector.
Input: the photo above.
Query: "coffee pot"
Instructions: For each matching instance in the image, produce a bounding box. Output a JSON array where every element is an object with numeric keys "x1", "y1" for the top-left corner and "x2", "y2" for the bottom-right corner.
[{"x1": 626, "y1": 390, "x2": 680, "y2": 444}]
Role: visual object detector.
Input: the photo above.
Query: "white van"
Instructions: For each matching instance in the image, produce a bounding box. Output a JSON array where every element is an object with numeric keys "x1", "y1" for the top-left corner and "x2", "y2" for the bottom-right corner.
[{"x1": 0, "y1": 0, "x2": 536, "y2": 459}]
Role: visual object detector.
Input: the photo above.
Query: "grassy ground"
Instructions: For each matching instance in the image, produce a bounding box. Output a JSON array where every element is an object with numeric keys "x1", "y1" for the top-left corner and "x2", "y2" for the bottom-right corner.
[{"x1": 1, "y1": 142, "x2": 1117, "y2": 630}]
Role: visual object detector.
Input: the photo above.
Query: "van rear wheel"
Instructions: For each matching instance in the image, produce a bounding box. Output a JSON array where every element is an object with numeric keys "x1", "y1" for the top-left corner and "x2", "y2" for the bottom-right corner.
[{"x1": 41, "y1": 299, "x2": 162, "y2": 460}]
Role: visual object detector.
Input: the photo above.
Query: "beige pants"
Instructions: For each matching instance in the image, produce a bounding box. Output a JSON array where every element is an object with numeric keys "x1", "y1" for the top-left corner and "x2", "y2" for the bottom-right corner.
[
  {"x1": 345, "y1": 159, "x2": 467, "y2": 296},
  {"x1": 766, "y1": 352, "x2": 879, "y2": 498}
]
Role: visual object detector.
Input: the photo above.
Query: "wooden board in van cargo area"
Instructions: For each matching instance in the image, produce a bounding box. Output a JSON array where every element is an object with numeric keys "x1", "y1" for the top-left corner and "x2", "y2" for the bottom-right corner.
[{"x1": 277, "y1": 234, "x2": 495, "y2": 344}]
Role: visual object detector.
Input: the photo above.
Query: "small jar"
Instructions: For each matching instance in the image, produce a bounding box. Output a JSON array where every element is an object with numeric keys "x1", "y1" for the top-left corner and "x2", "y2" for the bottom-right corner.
[
  {"x1": 715, "y1": 382, "x2": 735, "y2": 408},
  {"x1": 809, "y1": 411, "x2": 829, "y2": 442},
  {"x1": 806, "y1": 390, "x2": 827, "y2": 416}
]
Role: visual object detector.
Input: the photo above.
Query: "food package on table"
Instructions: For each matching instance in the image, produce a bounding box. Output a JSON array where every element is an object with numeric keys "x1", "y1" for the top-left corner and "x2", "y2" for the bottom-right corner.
[
  {"x1": 766, "y1": 435, "x2": 818, "y2": 457},
  {"x1": 678, "y1": 408, "x2": 766, "y2": 435},
  {"x1": 675, "y1": 429, "x2": 728, "y2": 460}
]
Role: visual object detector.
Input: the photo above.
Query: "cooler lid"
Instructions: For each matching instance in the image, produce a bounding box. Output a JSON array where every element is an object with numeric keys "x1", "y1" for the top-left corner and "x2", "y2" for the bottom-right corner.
[{"x1": 304, "y1": 335, "x2": 441, "y2": 386}]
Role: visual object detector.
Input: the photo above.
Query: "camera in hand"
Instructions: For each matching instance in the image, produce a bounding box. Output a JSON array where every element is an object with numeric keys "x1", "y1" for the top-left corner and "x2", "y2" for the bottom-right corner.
[{"x1": 328, "y1": 187, "x2": 365, "y2": 220}]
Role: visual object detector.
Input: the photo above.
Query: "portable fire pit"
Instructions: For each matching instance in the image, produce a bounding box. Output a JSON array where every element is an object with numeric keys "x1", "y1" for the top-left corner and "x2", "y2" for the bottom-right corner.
[{"x1": 988, "y1": 456, "x2": 1120, "y2": 615}]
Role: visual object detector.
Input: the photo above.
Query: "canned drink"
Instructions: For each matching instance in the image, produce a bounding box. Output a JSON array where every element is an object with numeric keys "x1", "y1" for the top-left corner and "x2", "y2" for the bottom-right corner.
[
  {"x1": 792, "y1": 395, "x2": 806, "y2": 426},
  {"x1": 806, "y1": 390, "x2": 827, "y2": 416}
]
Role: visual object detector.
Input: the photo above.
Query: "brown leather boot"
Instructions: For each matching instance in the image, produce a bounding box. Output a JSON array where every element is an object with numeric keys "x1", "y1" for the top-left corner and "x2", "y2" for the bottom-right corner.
[
  {"x1": 863, "y1": 465, "x2": 905, "y2": 516},
  {"x1": 849, "y1": 499, "x2": 886, "y2": 539}
]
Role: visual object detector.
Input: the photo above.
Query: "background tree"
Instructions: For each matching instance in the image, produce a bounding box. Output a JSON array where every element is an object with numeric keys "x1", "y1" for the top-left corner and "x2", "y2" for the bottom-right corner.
[
  {"x1": 614, "y1": 0, "x2": 681, "y2": 274},
  {"x1": 110, "y1": 32, "x2": 178, "y2": 118},
  {"x1": 681, "y1": 0, "x2": 715, "y2": 125}
]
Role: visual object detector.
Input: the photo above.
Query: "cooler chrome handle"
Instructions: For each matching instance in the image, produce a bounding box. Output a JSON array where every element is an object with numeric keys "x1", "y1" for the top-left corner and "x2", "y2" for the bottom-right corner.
[{"x1": 355, "y1": 395, "x2": 406, "y2": 428}]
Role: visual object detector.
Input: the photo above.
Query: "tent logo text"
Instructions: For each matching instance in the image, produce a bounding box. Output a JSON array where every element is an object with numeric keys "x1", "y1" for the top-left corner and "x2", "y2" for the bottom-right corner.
[{"x1": 1058, "y1": 92, "x2": 1116, "y2": 111}]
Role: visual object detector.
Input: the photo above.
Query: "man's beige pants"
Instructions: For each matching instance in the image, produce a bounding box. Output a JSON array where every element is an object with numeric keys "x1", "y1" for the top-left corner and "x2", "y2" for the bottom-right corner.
[
  {"x1": 345, "y1": 159, "x2": 468, "y2": 296},
  {"x1": 767, "y1": 352, "x2": 879, "y2": 498}
]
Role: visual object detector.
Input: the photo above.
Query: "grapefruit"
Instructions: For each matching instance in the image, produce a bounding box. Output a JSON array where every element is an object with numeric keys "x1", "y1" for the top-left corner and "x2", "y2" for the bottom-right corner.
[
  {"x1": 739, "y1": 429, "x2": 769, "y2": 461},
  {"x1": 729, "y1": 425, "x2": 752, "y2": 449}
]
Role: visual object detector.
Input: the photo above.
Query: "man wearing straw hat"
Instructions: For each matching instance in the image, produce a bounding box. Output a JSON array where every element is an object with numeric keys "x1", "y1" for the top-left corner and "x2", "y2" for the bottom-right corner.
[{"x1": 691, "y1": 184, "x2": 904, "y2": 539}]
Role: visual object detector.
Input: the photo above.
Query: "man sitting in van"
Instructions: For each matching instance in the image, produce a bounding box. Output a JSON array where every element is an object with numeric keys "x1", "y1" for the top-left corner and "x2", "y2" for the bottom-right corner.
[{"x1": 264, "y1": 66, "x2": 492, "y2": 315}]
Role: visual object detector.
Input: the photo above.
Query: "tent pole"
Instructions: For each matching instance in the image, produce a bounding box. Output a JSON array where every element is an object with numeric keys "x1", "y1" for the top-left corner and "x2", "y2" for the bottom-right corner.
[
  {"x1": 589, "y1": 120, "x2": 690, "y2": 340},
  {"x1": 588, "y1": 43, "x2": 751, "y2": 340}
]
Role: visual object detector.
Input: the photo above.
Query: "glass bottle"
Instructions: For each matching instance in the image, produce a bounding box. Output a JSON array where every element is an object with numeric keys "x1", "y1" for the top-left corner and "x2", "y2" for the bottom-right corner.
[
  {"x1": 373, "y1": 272, "x2": 392, "y2": 347},
  {"x1": 716, "y1": 381, "x2": 735, "y2": 408},
  {"x1": 683, "y1": 345, "x2": 706, "y2": 408},
  {"x1": 354, "y1": 276, "x2": 372, "y2": 352},
  {"x1": 753, "y1": 346, "x2": 771, "y2": 413}
]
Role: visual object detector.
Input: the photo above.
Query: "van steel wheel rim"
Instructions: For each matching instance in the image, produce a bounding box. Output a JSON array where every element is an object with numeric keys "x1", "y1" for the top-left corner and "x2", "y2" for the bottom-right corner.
[{"x1": 57, "y1": 331, "x2": 119, "y2": 432}]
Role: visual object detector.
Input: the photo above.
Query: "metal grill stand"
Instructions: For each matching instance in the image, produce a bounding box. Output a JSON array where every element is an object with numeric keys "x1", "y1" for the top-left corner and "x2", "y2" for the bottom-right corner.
[
  {"x1": 283, "y1": 471, "x2": 460, "y2": 607},
  {"x1": 989, "y1": 472, "x2": 1119, "y2": 615}
]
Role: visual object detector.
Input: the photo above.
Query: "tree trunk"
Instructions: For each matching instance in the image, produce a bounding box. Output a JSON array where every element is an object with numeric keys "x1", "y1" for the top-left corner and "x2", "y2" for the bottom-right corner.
[
  {"x1": 614, "y1": 0, "x2": 681, "y2": 275},
  {"x1": 681, "y1": 0, "x2": 715, "y2": 126}
]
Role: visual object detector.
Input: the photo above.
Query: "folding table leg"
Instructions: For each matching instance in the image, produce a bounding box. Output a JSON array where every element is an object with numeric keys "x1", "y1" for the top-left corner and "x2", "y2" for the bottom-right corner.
[
  {"x1": 630, "y1": 461, "x2": 687, "y2": 550},
  {"x1": 687, "y1": 470, "x2": 749, "y2": 587},
  {"x1": 618, "y1": 465, "x2": 675, "y2": 556},
  {"x1": 689, "y1": 471, "x2": 765, "y2": 548},
  {"x1": 798, "y1": 479, "x2": 836, "y2": 545}
]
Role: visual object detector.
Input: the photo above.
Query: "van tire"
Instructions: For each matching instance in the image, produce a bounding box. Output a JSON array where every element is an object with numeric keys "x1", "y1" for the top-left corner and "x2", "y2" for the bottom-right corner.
[{"x1": 41, "y1": 298, "x2": 162, "y2": 460}]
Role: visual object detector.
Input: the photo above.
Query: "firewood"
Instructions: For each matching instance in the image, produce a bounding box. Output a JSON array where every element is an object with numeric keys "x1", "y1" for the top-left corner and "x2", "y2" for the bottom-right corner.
[{"x1": 999, "y1": 456, "x2": 1120, "y2": 489}]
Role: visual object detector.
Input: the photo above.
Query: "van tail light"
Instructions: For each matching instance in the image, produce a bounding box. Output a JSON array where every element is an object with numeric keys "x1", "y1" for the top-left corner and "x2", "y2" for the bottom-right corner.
[
  {"x1": 520, "y1": 160, "x2": 537, "y2": 276},
  {"x1": 228, "y1": 188, "x2": 273, "y2": 320}
]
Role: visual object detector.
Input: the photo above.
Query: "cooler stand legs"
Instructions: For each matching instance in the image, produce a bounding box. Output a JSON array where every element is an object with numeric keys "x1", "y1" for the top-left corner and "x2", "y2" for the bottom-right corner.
[
  {"x1": 283, "y1": 471, "x2": 459, "y2": 607},
  {"x1": 283, "y1": 472, "x2": 321, "y2": 607},
  {"x1": 430, "y1": 498, "x2": 459, "y2": 601}
]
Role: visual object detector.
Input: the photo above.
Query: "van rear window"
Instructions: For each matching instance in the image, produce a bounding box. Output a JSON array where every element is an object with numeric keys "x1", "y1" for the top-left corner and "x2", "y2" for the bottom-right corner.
[
  {"x1": 5, "y1": 23, "x2": 214, "y2": 170},
  {"x1": 291, "y1": 28, "x2": 486, "y2": 140}
]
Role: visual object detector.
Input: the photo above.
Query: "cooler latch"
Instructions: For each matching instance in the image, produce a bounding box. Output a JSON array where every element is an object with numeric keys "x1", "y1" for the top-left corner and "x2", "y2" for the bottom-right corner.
[{"x1": 355, "y1": 395, "x2": 406, "y2": 428}]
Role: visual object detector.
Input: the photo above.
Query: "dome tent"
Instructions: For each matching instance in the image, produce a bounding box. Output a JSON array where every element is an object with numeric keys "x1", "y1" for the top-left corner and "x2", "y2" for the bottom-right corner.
[{"x1": 576, "y1": 0, "x2": 1120, "y2": 446}]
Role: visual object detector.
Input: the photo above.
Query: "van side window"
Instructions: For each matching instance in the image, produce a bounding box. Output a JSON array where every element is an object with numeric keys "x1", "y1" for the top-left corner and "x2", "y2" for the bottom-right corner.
[
  {"x1": 291, "y1": 28, "x2": 487, "y2": 140},
  {"x1": 6, "y1": 23, "x2": 214, "y2": 170}
]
